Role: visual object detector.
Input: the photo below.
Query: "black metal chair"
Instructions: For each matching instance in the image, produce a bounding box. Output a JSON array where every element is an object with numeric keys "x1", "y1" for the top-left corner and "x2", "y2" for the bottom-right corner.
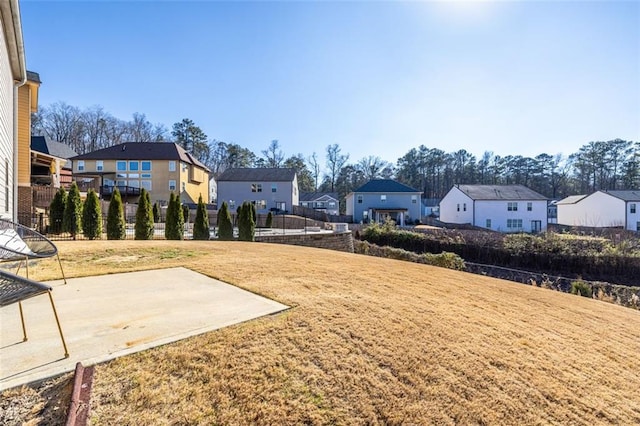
[
  {"x1": 0, "y1": 269, "x2": 69, "y2": 357},
  {"x1": 0, "y1": 218, "x2": 67, "y2": 284}
]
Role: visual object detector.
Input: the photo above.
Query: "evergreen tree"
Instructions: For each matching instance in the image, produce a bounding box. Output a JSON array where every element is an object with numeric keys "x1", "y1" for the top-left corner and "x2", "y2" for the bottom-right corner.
[
  {"x1": 82, "y1": 189, "x2": 102, "y2": 240},
  {"x1": 265, "y1": 211, "x2": 273, "y2": 229},
  {"x1": 217, "y1": 201, "x2": 233, "y2": 240},
  {"x1": 134, "y1": 188, "x2": 154, "y2": 240},
  {"x1": 193, "y1": 194, "x2": 210, "y2": 240},
  {"x1": 182, "y1": 204, "x2": 190, "y2": 223},
  {"x1": 165, "y1": 192, "x2": 184, "y2": 240},
  {"x1": 152, "y1": 202, "x2": 160, "y2": 223},
  {"x1": 238, "y1": 201, "x2": 255, "y2": 242},
  {"x1": 107, "y1": 187, "x2": 126, "y2": 240},
  {"x1": 49, "y1": 188, "x2": 67, "y2": 234},
  {"x1": 63, "y1": 181, "x2": 82, "y2": 240}
]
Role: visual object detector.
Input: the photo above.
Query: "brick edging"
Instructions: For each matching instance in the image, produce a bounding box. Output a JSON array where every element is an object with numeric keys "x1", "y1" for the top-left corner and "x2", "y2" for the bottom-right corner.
[{"x1": 65, "y1": 362, "x2": 94, "y2": 426}]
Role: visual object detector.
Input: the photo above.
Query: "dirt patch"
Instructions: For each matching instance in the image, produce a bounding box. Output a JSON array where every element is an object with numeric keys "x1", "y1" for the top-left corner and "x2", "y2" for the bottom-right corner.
[{"x1": 94, "y1": 255, "x2": 140, "y2": 263}]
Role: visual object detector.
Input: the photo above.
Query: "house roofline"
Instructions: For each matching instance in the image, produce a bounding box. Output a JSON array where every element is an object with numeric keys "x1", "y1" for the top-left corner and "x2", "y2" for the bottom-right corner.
[{"x1": 0, "y1": 0, "x2": 26, "y2": 81}]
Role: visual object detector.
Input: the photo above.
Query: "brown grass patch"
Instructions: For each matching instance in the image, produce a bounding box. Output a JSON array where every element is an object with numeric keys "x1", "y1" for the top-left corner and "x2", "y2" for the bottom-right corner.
[{"x1": 9, "y1": 240, "x2": 640, "y2": 424}]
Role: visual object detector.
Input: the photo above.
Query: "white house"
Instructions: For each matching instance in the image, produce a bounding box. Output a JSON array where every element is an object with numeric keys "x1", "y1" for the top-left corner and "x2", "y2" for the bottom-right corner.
[
  {"x1": 557, "y1": 190, "x2": 640, "y2": 230},
  {"x1": 1, "y1": 0, "x2": 27, "y2": 220},
  {"x1": 440, "y1": 184, "x2": 548, "y2": 233}
]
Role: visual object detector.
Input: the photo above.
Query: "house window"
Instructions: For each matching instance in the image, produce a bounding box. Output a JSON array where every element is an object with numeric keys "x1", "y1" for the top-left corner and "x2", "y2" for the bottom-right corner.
[
  {"x1": 117, "y1": 161, "x2": 127, "y2": 172},
  {"x1": 329, "y1": 201, "x2": 336, "y2": 207},
  {"x1": 182, "y1": 162, "x2": 188, "y2": 172},
  {"x1": 527, "y1": 202, "x2": 532, "y2": 211},
  {"x1": 77, "y1": 160, "x2": 85, "y2": 172},
  {"x1": 229, "y1": 200, "x2": 236, "y2": 209},
  {"x1": 508, "y1": 202, "x2": 518, "y2": 211},
  {"x1": 169, "y1": 180, "x2": 176, "y2": 191},
  {"x1": 256, "y1": 200, "x2": 266, "y2": 209},
  {"x1": 301, "y1": 202, "x2": 307, "y2": 207},
  {"x1": 129, "y1": 161, "x2": 139, "y2": 171},
  {"x1": 128, "y1": 180, "x2": 140, "y2": 188},
  {"x1": 463, "y1": 203, "x2": 467, "y2": 212},
  {"x1": 457, "y1": 204, "x2": 460, "y2": 212},
  {"x1": 507, "y1": 219, "x2": 523, "y2": 229},
  {"x1": 96, "y1": 161, "x2": 103, "y2": 172},
  {"x1": 128, "y1": 173, "x2": 139, "y2": 179},
  {"x1": 381, "y1": 195, "x2": 386, "y2": 203},
  {"x1": 637, "y1": 222, "x2": 640, "y2": 231},
  {"x1": 357, "y1": 195, "x2": 363, "y2": 204},
  {"x1": 631, "y1": 203, "x2": 637, "y2": 214},
  {"x1": 169, "y1": 161, "x2": 176, "y2": 172},
  {"x1": 271, "y1": 184, "x2": 277, "y2": 193},
  {"x1": 181, "y1": 182, "x2": 186, "y2": 191},
  {"x1": 411, "y1": 195, "x2": 417, "y2": 204},
  {"x1": 486, "y1": 219, "x2": 491, "y2": 229},
  {"x1": 141, "y1": 161, "x2": 152, "y2": 171},
  {"x1": 141, "y1": 173, "x2": 152, "y2": 178},
  {"x1": 251, "y1": 183, "x2": 262, "y2": 193},
  {"x1": 141, "y1": 180, "x2": 152, "y2": 191}
]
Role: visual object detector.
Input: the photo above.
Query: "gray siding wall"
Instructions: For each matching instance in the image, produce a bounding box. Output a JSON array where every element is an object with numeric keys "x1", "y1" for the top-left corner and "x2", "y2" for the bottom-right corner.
[
  {"x1": 217, "y1": 180, "x2": 295, "y2": 214},
  {"x1": 0, "y1": 19, "x2": 14, "y2": 220},
  {"x1": 350, "y1": 192, "x2": 422, "y2": 223}
]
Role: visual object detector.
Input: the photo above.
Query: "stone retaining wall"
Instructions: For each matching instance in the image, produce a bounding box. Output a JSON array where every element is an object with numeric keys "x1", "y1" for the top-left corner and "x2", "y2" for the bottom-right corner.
[{"x1": 255, "y1": 231, "x2": 354, "y2": 253}]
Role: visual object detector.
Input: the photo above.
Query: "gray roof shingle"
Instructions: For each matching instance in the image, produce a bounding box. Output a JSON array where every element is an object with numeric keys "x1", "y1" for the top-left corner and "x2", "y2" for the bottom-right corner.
[
  {"x1": 601, "y1": 190, "x2": 640, "y2": 202},
  {"x1": 216, "y1": 168, "x2": 296, "y2": 182},
  {"x1": 299, "y1": 192, "x2": 339, "y2": 202},
  {"x1": 353, "y1": 179, "x2": 420, "y2": 193},
  {"x1": 71, "y1": 142, "x2": 209, "y2": 171},
  {"x1": 31, "y1": 136, "x2": 78, "y2": 159},
  {"x1": 455, "y1": 184, "x2": 547, "y2": 200}
]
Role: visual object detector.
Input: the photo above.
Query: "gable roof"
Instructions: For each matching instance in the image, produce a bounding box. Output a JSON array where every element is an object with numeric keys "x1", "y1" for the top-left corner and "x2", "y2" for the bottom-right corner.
[
  {"x1": 454, "y1": 184, "x2": 547, "y2": 201},
  {"x1": 216, "y1": 168, "x2": 296, "y2": 182},
  {"x1": 299, "y1": 192, "x2": 339, "y2": 202},
  {"x1": 353, "y1": 179, "x2": 420, "y2": 193},
  {"x1": 556, "y1": 194, "x2": 587, "y2": 205},
  {"x1": 31, "y1": 136, "x2": 77, "y2": 160},
  {"x1": 601, "y1": 190, "x2": 640, "y2": 202},
  {"x1": 71, "y1": 142, "x2": 209, "y2": 171}
]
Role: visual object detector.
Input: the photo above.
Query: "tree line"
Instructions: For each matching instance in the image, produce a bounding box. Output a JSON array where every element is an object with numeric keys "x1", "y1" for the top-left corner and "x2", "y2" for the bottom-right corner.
[{"x1": 33, "y1": 102, "x2": 637, "y2": 210}]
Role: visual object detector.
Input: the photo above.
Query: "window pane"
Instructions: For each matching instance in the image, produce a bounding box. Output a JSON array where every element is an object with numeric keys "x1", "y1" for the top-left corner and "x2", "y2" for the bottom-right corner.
[
  {"x1": 117, "y1": 161, "x2": 126, "y2": 171},
  {"x1": 141, "y1": 161, "x2": 152, "y2": 171},
  {"x1": 129, "y1": 161, "x2": 139, "y2": 171}
]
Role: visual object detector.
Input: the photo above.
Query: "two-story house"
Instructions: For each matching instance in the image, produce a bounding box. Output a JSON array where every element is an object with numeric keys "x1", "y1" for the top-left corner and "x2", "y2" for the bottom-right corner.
[
  {"x1": 1, "y1": 0, "x2": 27, "y2": 221},
  {"x1": 345, "y1": 179, "x2": 422, "y2": 226},
  {"x1": 299, "y1": 192, "x2": 339, "y2": 216},
  {"x1": 557, "y1": 190, "x2": 640, "y2": 230},
  {"x1": 440, "y1": 184, "x2": 548, "y2": 232},
  {"x1": 71, "y1": 142, "x2": 210, "y2": 205},
  {"x1": 216, "y1": 168, "x2": 298, "y2": 214}
]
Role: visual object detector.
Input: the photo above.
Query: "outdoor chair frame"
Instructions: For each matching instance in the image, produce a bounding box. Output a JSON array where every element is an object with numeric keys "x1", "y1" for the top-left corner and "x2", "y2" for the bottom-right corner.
[
  {"x1": 0, "y1": 269, "x2": 69, "y2": 358},
  {"x1": 0, "y1": 218, "x2": 67, "y2": 284}
]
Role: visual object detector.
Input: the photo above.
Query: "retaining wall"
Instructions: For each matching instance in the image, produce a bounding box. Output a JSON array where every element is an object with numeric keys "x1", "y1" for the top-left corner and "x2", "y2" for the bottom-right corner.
[{"x1": 255, "y1": 231, "x2": 354, "y2": 253}]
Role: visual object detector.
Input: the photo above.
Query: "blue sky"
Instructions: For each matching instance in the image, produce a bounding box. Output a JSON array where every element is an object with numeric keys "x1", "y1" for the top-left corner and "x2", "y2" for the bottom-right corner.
[{"x1": 20, "y1": 0, "x2": 640, "y2": 166}]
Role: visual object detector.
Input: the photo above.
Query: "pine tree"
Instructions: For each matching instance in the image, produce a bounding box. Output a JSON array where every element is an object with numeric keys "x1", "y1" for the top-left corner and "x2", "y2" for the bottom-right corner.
[
  {"x1": 265, "y1": 211, "x2": 273, "y2": 229},
  {"x1": 134, "y1": 188, "x2": 154, "y2": 240},
  {"x1": 82, "y1": 189, "x2": 102, "y2": 240},
  {"x1": 153, "y1": 202, "x2": 160, "y2": 223},
  {"x1": 165, "y1": 192, "x2": 184, "y2": 240},
  {"x1": 238, "y1": 201, "x2": 255, "y2": 242},
  {"x1": 107, "y1": 187, "x2": 126, "y2": 240},
  {"x1": 63, "y1": 181, "x2": 82, "y2": 240},
  {"x1": 182, "y1": 204, "x2": 190, "y2": 223},
  {"x1": 193, "y1": 194, "x2": 210, "y2": 240},
  {"x1": 217, "y1": 201, "x2": 233, "y2": 240},
  {"x1": 49, "y1": 188, "x2": 67, "y2": 234}
]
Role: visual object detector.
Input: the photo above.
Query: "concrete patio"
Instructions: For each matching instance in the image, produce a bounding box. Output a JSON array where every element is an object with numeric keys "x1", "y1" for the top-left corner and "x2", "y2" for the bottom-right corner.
[{"x1": 0, "y1": 267, "x2": 289, "y2": 391}]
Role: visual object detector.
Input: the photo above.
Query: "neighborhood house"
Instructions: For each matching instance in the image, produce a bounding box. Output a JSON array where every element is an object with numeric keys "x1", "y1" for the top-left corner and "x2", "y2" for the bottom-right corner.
[
  {"x1": 216, "y1": 168, "x2": 298, "y2": 214},
  {"x1": 299, "y1": 192, "x2": 339, "y2": 216},
  {"x1": 556, "y1": 190, "x2": 640, "y2": 230},
  {"x1": 345, "y1": 179, "x2": 422, "y2": 226},
  {"x1": 439, "y1": 184, "x2": 548, "y2": 233}
]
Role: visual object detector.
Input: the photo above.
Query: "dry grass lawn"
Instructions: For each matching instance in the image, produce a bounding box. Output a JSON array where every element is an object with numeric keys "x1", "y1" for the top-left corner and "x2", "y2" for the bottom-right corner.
[{"x1": 9, "y1": 240, "x2": 640, "y2": 424}]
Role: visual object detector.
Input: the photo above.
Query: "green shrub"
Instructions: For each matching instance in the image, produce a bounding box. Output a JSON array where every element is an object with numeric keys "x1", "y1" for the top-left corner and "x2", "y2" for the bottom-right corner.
[
  {"x1": 82, "y1": 189, "x2": 102, "y2": 240},
  {"x1": 63, "y1": 181, "x2": 82, "y2": 239},
  {"x1": 182, "y1": 204, "x2": 190, "y2": 223},
  {"x1": 265, "y1": 211, "x2": 273, "y2": 228},
  {"x1": 134, "y1": 188, "x2": 154, "y2": 240},
  {"x1": 49, "y1": 188, "x2": 66, "y2": 234},
  {"x1": 217, "y1": 201, "x2": 233, "y2": 241},
  {"x1": 571, "y1": 280, "x2": 593, "y2": 298},
  {"x1": 354, "y1": 240, "x2": 465, "y2": 271},
  {"x1": 107, "y1": 187, "x2": 126, "y2": 240},
  {"x1": 193, "y1": 194, "x2": 210, "y2": 240},
  {"x1": 165, "y1": 192, "x2": 184, "y2": 240}
]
